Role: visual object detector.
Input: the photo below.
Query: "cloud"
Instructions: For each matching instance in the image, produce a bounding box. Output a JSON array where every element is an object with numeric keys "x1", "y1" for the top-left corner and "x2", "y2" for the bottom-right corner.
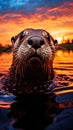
[
  {"x1": 64, "y1": 32, "x2": 73, "y2": 37},
  {"x1": 0, "y1": 0, "x2": 73, "y2": 15},
  {"x1": 0, "y1": 0, "x2": 73, "y2": 45},
  {"x1": 0, "y1": 1, "x2": 73, "y2": 23}
]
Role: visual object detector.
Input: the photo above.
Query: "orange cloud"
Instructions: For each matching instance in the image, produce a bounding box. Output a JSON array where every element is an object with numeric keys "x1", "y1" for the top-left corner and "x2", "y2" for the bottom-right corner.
[{"x1": 0, "y1": 2, "x2": 73, "y2": 45}]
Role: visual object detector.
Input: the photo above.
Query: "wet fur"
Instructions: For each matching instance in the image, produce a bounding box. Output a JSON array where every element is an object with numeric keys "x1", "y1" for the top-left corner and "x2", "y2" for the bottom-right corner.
[{"x1": 6, "y1": 28, "x2": 56, "y2": 94}]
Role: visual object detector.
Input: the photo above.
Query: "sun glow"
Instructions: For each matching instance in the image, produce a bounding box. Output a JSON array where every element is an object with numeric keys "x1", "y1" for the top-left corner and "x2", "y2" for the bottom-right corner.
[{"x1": 56, "y1": 37, "x2": 62, "y2": 44}]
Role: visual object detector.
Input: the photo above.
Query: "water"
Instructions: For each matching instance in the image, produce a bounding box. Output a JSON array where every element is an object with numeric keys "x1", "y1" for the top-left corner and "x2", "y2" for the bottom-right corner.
[{"x1": 0, "y1": 50, "x2": 73, "y2": 130}]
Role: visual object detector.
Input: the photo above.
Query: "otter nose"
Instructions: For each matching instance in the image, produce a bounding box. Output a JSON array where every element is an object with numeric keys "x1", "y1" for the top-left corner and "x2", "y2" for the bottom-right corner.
[{"x1": 28, "y1": 36, "x2": 45, "y2": 49}]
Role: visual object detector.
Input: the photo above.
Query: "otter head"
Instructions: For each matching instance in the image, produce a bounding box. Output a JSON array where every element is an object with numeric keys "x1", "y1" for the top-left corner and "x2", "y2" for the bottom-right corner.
[
  {"x1": 11, "y1": 28, "x2": 57, "y2": 82},
  {"x1": 9, "y1": 28, "x2": 57, "y2": 94}
]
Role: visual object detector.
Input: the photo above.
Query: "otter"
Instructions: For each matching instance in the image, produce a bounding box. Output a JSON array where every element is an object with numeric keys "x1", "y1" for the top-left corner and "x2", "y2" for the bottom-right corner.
[{"x1": 5, "y1": 28, "x2": 57, "y2": 94}]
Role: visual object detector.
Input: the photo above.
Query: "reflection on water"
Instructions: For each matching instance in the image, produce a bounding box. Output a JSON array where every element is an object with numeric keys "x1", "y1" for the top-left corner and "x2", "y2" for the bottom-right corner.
[
  {"x1": 54, "y1": 50, "x2": 73, "y2": 75},
  {"x1": 0, "y1": 50, "x2": 73, "y2": 75},
  {"x1": 0, "y1": 92, "x2": 73, "y2": 130},
  {"x1": 0, "y1": 50, "x2": 73, "y2": 130},
  {"x1": 0, "y1": 52, "x2": 12, "y2": 73}
]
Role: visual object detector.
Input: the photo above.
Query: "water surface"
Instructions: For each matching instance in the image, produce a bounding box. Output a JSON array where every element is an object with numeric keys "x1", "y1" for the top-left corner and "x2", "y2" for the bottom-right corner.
[{"x1": 0, "y1": 50, "x2": 73, "y2": 130}]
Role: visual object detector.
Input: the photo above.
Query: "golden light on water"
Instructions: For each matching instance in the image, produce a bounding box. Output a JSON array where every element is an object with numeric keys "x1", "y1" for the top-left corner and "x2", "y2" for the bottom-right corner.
[
  {"x1": 53, "y1": 50, "x2": 73, "y2": 75},
  {"x1": 0, "y1": 53, "x2": 12, "y2": 73},
  {"x1": 0, "y1": 50, "x2": 73, "y2": 95}
]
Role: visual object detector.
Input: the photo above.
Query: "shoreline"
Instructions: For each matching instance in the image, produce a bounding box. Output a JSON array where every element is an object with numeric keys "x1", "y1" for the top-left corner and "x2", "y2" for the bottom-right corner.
[{"x1": 0, "y1": 43, "x2": 73, "y2": 53}]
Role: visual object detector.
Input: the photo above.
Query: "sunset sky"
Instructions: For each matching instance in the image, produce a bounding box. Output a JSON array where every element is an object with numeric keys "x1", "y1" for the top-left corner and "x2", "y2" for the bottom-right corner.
[{"x1": 0, "y1": 0, "x2": 73, "y2": 45}]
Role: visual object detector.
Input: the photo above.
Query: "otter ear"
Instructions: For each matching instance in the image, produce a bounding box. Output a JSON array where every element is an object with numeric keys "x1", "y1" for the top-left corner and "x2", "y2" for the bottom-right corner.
[
  {"x1": 11, "y1": 37, "x2": 16, "y2": 45},
  {"x1": 54, "y1": 39, "x2": 58, "y2": 45},
  {"x1": 54, "y1": 39, "x2": 58, "y2": 50},
  {"x1": 50, "y1": 35, "x2": 58, "y2": 46}
]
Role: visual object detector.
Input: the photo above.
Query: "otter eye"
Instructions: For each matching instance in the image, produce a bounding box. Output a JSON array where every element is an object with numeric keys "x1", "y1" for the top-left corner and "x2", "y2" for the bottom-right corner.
[
  {"x1": 20, "y1": 31, "x2": 25, "y2": 40},
  {"x1": 42, "y1": 31, "x2": 50, "y2": 42}
]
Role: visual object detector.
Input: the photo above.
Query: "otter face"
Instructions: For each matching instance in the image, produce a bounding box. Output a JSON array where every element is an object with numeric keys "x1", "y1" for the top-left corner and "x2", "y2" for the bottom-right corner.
[
  {"x1": 11, "y1": 29, "x2": 57, "y2": 68},
  {"x1": 8, "y1": 29, "x2": 57, "y2": 93}
]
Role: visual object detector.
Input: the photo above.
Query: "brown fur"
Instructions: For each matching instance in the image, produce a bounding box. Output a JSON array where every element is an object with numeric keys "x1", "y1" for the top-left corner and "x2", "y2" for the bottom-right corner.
[{"x1": 7, "y1": 28, "x2": 57, "y2": 94}]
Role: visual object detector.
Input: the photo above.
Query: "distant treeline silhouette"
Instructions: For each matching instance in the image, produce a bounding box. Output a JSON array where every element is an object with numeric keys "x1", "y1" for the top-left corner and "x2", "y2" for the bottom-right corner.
[
  {"x1": 58, "y1": 39, "x2": 73, "y2": 50},
  {"x1": 0, "y1": 44, "x2": 12, "y2": 53},
  {"x1": 0, "y1": 38, "x2": 73, "y2": 53}
]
